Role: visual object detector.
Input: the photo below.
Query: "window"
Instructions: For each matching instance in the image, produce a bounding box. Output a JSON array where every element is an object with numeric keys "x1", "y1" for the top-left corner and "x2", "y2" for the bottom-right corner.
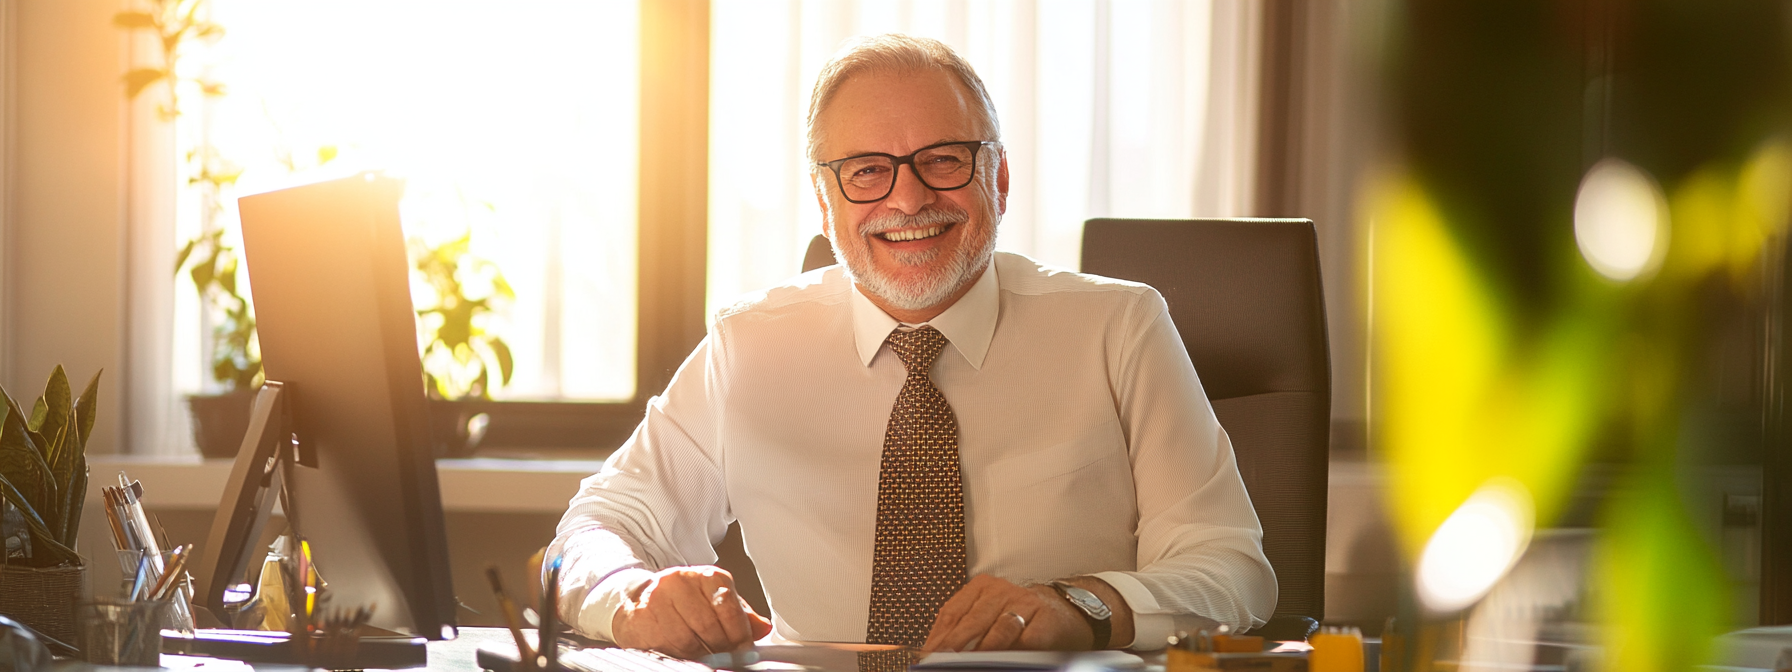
[{"x1": 173, "y1": 0, "x2": 642, "y2": 409}]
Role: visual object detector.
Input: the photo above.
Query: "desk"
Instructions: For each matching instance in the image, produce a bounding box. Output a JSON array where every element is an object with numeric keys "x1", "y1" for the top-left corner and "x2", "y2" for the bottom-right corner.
[{"x1": 47, "y1": 629, "x2": 1172, "y2": 672}]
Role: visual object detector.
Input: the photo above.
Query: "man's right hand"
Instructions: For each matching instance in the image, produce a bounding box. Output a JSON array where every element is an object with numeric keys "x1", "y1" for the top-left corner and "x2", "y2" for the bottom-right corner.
[{"x1": 610, "y1": 565, "x2": 774, "y2": 659}]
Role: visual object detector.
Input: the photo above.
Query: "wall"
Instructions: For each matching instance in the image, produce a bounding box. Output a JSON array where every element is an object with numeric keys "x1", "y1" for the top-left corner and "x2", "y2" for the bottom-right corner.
[{"x1": 2, "y1": 0, "x2": 128, "y2": 454}]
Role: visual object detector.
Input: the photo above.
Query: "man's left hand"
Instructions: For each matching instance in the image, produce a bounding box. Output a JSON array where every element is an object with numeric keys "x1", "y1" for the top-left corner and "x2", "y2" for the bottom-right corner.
[{"x1": 921, "y1": 575, "x2": 1094, "y2": 652}]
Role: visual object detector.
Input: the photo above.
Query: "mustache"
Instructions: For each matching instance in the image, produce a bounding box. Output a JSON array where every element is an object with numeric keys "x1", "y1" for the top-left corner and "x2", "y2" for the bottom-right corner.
[{"x1": 858, "y1": 206, "x2": 970, "y2": 237}]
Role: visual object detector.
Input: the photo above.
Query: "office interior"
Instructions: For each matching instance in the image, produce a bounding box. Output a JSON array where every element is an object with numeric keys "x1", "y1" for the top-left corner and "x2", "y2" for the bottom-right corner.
[{"x1": 0, "y1": 0, "x2": 1787, "y2": 668}]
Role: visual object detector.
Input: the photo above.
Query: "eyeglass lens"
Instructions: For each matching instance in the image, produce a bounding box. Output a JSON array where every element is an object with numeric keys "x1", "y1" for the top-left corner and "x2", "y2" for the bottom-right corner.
[{"x1": 838, "y1": 144, "x2": 980, "y2": 202}]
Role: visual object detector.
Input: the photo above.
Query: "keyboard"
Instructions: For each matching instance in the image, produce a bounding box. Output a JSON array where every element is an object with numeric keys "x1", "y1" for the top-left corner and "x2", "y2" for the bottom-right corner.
[
  {"x1": 475, "y1": 641, "x2": 715, "y2": 672},
  {"x1": 561, "y1": 647, "x2": 717, "y2": 672}
]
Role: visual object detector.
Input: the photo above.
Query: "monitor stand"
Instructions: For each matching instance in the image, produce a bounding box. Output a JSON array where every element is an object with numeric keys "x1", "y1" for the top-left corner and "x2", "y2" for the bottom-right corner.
[{"x1": 185, "y1": 380, "x2": 428, "y2": 670}]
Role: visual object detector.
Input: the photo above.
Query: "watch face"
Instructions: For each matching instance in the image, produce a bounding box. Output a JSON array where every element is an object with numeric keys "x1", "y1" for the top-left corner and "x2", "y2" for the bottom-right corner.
[{"x1": 1056, "y1": 584, "x2": 1112, "y2": 620}]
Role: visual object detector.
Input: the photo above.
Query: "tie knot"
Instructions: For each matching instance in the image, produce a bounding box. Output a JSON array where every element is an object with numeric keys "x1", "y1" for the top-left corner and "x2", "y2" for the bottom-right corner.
[{"x1": 887, "y1": 326, "x2": 948, "y2": 372}]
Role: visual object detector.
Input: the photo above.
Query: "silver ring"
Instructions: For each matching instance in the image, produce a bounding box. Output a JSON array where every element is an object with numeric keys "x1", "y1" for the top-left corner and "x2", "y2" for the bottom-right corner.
[{"x1": 1007, "y1": 611, "x2": 1027, "y2": 629}]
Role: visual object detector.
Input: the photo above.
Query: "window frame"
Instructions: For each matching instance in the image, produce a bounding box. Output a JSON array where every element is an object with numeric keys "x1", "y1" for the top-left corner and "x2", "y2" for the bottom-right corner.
[{"x1": 432, "y1": 0, "x2": 710, "y2": 456}]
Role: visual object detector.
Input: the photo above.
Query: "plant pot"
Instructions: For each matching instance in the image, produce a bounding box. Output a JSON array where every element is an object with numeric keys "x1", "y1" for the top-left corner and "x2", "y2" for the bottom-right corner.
[
  {"x1": 0, "y1": 563, "x2": 86, "y2": 646},
  {"x1": 188, "y1": 390, "x2": 257, "y2": 458},
  {"x1": 428, "y1": 400, "x2": 491, "y2": 458}
]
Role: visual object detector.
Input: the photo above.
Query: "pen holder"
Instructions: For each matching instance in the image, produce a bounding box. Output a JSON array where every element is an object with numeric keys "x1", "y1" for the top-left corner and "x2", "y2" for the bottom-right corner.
[
  {"x1": 113, "y1": 549, "x2": 198, "y2": 633},
  {"x1": 78, "y1": 598, "x2": 167, "y2": 666}
]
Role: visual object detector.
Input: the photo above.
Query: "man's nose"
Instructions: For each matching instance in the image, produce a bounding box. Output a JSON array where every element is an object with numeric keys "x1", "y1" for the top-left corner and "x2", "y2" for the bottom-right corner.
[{"x1": 883, "y1": 163, "x2": 936, "y2": 214}]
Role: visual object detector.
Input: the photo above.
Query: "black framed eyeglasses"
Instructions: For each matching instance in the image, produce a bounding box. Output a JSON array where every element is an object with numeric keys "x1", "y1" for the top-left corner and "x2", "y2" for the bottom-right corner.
[{"x1": 815, "y1": 140, "x2": 998, "y2": 204}]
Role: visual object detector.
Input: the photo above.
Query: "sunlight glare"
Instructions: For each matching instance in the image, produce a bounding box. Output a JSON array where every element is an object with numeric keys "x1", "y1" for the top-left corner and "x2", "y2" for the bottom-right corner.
[
  {"x1": 1415, "y1": 478, "x2": 1535, "y2": 613},
  {"x1": 199, "y1": 0, "x2": 640, "y2": 400}
]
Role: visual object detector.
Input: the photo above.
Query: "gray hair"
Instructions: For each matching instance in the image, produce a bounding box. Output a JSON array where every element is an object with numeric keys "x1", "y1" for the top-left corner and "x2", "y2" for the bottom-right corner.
[{"x1": 805, "y1": 34, "x2": 1001, "y2": 162}]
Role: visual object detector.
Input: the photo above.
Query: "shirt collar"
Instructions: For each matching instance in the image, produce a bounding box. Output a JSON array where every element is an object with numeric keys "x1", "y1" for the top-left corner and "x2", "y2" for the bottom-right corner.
[{"x1": 850, "y1": 257, "x2": 1000, "y2": 370}]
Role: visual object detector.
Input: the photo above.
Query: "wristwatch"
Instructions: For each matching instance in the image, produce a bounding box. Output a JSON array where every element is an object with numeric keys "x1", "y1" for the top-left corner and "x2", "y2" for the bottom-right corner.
[{"x1": 1049, "y1": 581, "x2": 1113, "y2": 649}]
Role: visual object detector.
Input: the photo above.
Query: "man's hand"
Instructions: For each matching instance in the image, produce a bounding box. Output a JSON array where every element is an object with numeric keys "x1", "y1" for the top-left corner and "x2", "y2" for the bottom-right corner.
[
  {"x1": 610, "y1": 566, "x2": 774, "y2": 660},
  {"x1": 922, "y1": 574, "x2": 1117, "y2": 652}
]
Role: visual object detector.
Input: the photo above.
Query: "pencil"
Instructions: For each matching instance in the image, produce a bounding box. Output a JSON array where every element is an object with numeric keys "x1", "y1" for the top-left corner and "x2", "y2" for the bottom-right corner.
[{"x1": 485, "y1": 566, "x2": 537, "y2": 672}]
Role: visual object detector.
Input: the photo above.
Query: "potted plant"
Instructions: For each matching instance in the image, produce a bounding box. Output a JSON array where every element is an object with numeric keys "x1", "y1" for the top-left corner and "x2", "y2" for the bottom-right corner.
[
  {"x1": 0, "y1": 367, "x2": 100, "y2": 646},
  {"x1": 412, "y1": 231, "x2": 515, "y2": 456}
]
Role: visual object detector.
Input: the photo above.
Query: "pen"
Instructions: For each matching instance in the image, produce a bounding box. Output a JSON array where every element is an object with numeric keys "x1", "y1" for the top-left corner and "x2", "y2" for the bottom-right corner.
[
  {"x1": 100, "y1": 488, "x2": 130, "y2": 553},
  {"x1": 147, "y1": 544, "x2": 191, "y2": 601},
  {"x1": 128, "y1": 555, "x2": 151, "y2": 602},
  {"x1": 117, "y1": 475, "x2": 168, "y2": 581},
  {"x1": 542, "y1": 555, "x2": 562, "y2": 672},
  {"x1": 485, "y1": 566, "x2": 538, "y2": 672}
]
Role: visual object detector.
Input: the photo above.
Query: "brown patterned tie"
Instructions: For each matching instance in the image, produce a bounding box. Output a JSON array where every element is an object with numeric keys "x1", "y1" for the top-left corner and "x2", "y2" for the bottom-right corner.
[{"x1": 865, "y1": 326, "x2": 967, "y2": 647}]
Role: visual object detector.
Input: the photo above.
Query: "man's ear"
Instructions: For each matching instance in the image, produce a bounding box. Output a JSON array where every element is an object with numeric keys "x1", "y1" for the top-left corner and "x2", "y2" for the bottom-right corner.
[
  {"x1": 811, "y1": 173, "x2": 832, "y2": 241},
  {"x1": 995, "y1": 151, "x2": 1011, "y2": 216}
]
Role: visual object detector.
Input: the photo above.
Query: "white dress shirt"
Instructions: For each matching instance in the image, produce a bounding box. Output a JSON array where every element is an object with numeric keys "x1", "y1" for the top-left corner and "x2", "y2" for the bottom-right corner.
[{"x1": 550, "y1": 252, "x2": 1276, "y2": 650}]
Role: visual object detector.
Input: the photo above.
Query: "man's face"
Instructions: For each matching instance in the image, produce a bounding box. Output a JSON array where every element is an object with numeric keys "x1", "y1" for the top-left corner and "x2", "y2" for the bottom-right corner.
[{"x1": 813, "y1": 69, "x2": 1009, "y2": 316}]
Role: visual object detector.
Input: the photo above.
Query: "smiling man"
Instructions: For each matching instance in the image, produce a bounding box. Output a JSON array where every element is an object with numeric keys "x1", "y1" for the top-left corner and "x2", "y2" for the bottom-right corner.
[{"x1": 549, "y1": 34, "x2": 1275, "y2": 659}]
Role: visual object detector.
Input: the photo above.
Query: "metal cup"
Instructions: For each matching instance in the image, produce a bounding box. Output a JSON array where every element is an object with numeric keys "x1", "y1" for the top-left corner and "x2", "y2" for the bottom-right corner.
[{"x1": 77, "y1": 598, "x2": 167, "y2": 666}]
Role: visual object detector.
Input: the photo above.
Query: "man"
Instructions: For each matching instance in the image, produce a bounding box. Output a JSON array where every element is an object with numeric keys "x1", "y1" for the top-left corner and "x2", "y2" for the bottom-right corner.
[{"x1": 549, "y1": 34, "x2": 1275, "y2": 658}]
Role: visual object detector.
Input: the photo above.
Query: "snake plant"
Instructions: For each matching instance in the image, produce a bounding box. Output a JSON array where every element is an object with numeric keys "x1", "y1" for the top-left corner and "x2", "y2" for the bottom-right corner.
[{"x1": 0, "y1": 367, "x2": 99, "y2": 568}]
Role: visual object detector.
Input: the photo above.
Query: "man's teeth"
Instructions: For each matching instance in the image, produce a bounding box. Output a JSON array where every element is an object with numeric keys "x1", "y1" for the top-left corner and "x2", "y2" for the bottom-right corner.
[{"x1": 880, "y1": 226, "x2": 944, "y2": 242}]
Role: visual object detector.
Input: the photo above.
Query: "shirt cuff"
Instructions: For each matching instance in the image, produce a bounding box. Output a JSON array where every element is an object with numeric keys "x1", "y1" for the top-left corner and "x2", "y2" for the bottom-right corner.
[
  {"x1": 573, "y1": 567, "x2": 655, "y2": 643},
  {"x1": 1091, "y1": 571, "x2": 1172, "y2": 651}
]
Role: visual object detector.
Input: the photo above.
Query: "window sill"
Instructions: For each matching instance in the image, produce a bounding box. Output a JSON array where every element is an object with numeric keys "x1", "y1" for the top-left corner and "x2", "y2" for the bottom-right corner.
[{"x1": 87, "y1": 455, "x2": 606, "y2": 514}]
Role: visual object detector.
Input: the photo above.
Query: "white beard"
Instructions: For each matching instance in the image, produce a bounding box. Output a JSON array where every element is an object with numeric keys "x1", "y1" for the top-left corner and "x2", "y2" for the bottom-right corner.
[{"x1": 829, "y1": 201, "x2": 998, "y2": 312}]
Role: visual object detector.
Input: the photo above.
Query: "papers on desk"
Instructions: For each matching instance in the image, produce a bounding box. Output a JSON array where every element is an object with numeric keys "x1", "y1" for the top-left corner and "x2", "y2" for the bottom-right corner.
[{"x1": 914, "y1": 650, "x2": 1145, "y2": 671}]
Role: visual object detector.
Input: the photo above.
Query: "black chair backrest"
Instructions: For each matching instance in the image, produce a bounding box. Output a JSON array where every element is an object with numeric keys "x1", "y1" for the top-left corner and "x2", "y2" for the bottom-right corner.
[
  {"x1": 802, "y1": 234, "x2": 837, "y2": 273},
  {"x1": 1080, "y1": 218, "x2": 1330, "y2": 623}
]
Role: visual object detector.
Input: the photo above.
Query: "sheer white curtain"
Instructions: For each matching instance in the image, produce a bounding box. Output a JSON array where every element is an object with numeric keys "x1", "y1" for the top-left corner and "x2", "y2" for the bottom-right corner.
[{"x1": 708, "y1": 0, "x2": 1262, "y2": 309}]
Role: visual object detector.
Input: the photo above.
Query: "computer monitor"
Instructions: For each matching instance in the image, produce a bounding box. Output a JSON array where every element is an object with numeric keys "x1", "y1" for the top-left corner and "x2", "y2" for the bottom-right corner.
[{"x1": 196, "y1": 173, "x2": 458, "y2": 639}]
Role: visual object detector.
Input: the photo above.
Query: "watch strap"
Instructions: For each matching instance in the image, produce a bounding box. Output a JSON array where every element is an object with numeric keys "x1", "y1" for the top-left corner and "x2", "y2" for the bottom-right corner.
[{"x1": 1049, "y1": 582, "x2": 1113, "y2": 650}]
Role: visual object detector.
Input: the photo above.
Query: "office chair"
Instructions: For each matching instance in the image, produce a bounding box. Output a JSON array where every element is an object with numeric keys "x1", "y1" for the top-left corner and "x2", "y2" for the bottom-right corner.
[{"x1": 1080, "y1": 218, "x2": 1330, "y2": 640}]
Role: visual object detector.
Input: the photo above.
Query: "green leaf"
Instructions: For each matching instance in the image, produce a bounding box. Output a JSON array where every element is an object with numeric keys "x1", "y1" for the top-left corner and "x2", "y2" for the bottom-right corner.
[
  {"x1": 0, "y1": 399, "x2": 55, "y2": 520},
  {"x1": 122, "y1": 68, "x2": 167, "y2": 99},
  {"x1": 490, "y1": 338, "x2": 515, "y2": 385},
  {"x1": 175, "y1": 237, "x2": 199, "y2": 275},
  {"x1": 41, "y1": 421, "x2": 72, "y2": 536},
  {"x1": 36, "y1": 366, "x2": 71, "y2": 457},
  {"x1": 193, "y1": 22, "x2": 225, "y2": 41},
  {"x1": 190, "y1": 254, "x2": 215, "y2": 290},
  {"x1": 58, "y1": 463, "x2": 86, "y2": 549},
  {"x1": 0, "y1": 472, "x2": 79, "y2": 566},
  {"x1": 27, "y1": 397, "x2": 46, "y2": 432},
  {"x1": 318, "y1": 145, "x2": 339, "y2": 165},
  {"x1": 73, "y1": 370, "x2": 101, "y2": 450},
  {"x1": 218, "y1": 255, "x2": 239, "y2": 294},
  {"x1": 111, "y1": 11, "x2": 158, "y2": 29}
]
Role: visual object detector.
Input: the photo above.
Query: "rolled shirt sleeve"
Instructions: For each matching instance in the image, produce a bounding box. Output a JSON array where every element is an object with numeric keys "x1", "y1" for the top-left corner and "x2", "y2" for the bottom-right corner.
[
  {"x1": 1100, "y1": 290, "x2": 1278, "y2": 648},
  {"x1": 548, "y1": 335, "x2": 732, "y2": 642}
]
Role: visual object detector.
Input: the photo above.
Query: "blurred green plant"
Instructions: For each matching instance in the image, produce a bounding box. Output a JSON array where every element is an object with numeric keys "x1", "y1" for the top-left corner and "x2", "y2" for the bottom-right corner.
[
  {"x1": 1373, "y1": 3, "x2": 1790, "y2": 671},
  {"x1": 411, "y1": 233, "x2": 515, "y2": 400},
  {"x1": 113, "y1": 0, "x2": 223, "y2": 122},
  {"x1": 0, "y1": 367, "x2": 100, "y2": 569},
  {"x1": 174, "y1": 227, "x2": 259, "y2": 390},
  {"x1": 116, "y1": 0, "x2": 267, "y2": 392}
]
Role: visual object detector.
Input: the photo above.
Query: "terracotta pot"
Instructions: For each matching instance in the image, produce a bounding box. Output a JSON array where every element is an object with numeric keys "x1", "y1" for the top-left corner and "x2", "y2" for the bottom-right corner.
[
  {"x1": 188, "y1": 390, "x2": 256, "y2": 458},
  {"x1": 0, "y1": 563, "x2": 86, "y2": 646}
]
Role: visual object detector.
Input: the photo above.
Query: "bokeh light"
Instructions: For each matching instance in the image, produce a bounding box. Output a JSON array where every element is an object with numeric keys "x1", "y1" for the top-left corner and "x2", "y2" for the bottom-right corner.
[
  {"x1": 1573, "y1": 158, "x2": 1669, "y2": 282},
  {"x1": 1415, "y1": 478, "x2": 1535, "y2": 613}
]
